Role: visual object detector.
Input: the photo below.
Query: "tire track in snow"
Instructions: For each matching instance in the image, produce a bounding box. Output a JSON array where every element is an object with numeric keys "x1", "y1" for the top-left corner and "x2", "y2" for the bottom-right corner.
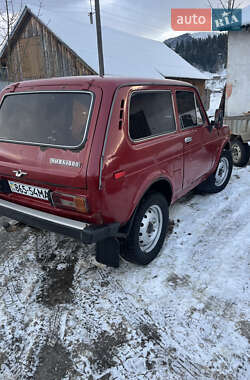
[
  {"x1": 0, "y1": 230, "x2": 74, "y2": 379},
  {"x1": 1, "y1": 167, "x2": 249, "y2": 379},
  {"x1": 96, "y1": 266, "x2": 205, "y2": 379}
]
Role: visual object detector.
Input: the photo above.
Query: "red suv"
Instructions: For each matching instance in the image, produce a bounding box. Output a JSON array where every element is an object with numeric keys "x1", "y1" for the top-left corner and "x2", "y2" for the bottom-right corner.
[{"x1": 0, "y1": 76, "x2": 232, "y2": 267}]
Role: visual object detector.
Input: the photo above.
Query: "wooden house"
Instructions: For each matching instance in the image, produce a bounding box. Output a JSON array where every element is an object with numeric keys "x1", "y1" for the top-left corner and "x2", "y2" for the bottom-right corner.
[
  {"x1": 0, "y1": 7, "x2": 209, "y2": 107},
  {"x1": 0, "y1": 7, "x2": 95, "y2": 81}
]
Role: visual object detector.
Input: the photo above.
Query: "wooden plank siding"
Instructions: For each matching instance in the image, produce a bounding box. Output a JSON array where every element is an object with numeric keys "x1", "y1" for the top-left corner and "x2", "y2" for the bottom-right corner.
[
  {"x1": 19, "y1": 37, "x2": 45, "y2": 78},
  {"x1": 168, "y1": 77, "x2": 209, "y2": 110},
  {"x1": 6, "y1": 14, "x2": 95, "y2": 82}
]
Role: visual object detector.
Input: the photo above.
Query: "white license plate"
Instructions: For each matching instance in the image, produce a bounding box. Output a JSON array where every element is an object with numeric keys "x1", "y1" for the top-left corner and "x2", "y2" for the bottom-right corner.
[{"x1": 8, "y1": 181, "x2": 49, "y2": 201}]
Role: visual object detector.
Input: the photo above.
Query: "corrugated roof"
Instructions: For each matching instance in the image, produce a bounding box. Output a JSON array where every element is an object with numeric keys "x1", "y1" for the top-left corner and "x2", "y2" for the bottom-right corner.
[{"x1": 1, "y1": 7, "x2": 208, "y2": 80}]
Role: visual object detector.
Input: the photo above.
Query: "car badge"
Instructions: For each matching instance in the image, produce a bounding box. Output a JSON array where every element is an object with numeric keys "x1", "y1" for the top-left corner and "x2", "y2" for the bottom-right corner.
[
  {"x1": 49, "y1": 158, "x2": 81, "y2": 168},
  {"x1": 12, "y1": 170, "x2": 28, "y2": 178}
]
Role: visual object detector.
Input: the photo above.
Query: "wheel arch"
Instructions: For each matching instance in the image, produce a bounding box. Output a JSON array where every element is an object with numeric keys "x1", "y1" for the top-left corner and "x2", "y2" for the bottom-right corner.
[
  {"x1": 121, "y1": 178, "x2": 173, "y2": 236},
  {"x1": 213, "y1": 139, "x2": 231, "y2": 171},
  {"x1": 230, "y1": 134, "x2": 243, "y2": 143},
  {"x1": 143, "y1": 178, "x2": 173, "y2": 206},
  {"x1": 222, "y1": 141, "x2": 231, "y2": 151}
]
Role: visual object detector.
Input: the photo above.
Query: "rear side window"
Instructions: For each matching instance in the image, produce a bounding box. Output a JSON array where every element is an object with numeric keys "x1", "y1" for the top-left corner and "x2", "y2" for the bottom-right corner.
[
  {"x1": 176, "y1": 91, "x2": 197, "y2": 129},
  {"x1": 129, "y1": 91, "x2": 176, "y2": 140},
  {"x1": 0, "y1": 92, "x2": 93, "y2": 147}
]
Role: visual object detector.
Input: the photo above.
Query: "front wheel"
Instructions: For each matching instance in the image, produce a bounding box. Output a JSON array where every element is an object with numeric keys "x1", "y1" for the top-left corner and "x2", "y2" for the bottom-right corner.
[
  {"x1": 196, "y1": 150, "x2": 233, "y2": 194},
  {"x1": 124, "y1": 193, "x2": 169, "y2": 265}
]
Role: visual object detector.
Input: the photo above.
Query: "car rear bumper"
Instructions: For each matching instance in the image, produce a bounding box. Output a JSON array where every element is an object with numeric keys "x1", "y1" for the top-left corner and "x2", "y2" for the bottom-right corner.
[{"x1": 0, "y1": 199, "x2": 120, "y2": 244}]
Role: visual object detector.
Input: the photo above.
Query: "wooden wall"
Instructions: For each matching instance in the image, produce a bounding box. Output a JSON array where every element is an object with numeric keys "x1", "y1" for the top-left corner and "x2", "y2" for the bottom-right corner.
[
  {"x1": 6, "y1": 14, "x2": 95, "y2": 82},
  {"x1": 168, "y1": 77, "x2": 210, "y2": 110}
]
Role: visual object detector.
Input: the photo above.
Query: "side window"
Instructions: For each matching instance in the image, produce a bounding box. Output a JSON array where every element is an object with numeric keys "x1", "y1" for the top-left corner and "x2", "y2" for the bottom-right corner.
[
  {"x1": 129, "y1": 91, "x2": 176, "y2": 140},
  {"x1": 195, "y1": 95, "x2": 206, "y2": 125},
  {"x1": 176, "y1": 91, "x2": 197, "y2": 129}
]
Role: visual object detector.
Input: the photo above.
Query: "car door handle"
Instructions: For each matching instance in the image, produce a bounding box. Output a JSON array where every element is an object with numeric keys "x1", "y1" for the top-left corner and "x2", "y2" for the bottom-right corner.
[{"x1": 184, "y1": 137, "x2": 192, "y2": 143}]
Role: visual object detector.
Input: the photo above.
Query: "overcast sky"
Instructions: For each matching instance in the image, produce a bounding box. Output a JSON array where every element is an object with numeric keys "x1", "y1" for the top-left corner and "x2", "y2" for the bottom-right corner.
[{"x1": 10, "y1": 0, "x2": 250, "y2": 40}]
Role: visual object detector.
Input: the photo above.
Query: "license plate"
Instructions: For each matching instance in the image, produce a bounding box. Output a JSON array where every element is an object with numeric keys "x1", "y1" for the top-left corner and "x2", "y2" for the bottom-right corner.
[{"x1": 8, "y1": 181, "x2": 49, "y2": 201}]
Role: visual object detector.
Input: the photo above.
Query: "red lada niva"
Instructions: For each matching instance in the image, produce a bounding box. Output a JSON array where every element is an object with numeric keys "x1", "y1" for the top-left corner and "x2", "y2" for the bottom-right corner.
[{"x1": 0, "y1": 76, "x2": 232, "y2": 267}]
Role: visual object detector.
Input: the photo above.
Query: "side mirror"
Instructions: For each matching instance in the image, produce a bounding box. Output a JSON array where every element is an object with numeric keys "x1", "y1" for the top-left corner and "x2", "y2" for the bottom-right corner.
[{"x1": 214, "y1": 109, "x2": 224, "y2": 129}]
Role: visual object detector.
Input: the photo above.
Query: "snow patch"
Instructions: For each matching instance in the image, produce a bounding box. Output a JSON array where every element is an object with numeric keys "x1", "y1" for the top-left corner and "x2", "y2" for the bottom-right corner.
[{"x1": 0, "y1": 166, "x2": 249, "y2": 379}]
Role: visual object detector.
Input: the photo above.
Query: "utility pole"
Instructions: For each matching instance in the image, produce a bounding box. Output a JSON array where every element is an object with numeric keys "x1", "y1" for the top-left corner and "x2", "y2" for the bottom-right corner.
[
  {"x1": 228, "y1": 0, "x2": 233, "y2": 9},
  {"x1": 94, "y1": 0, "x2": 105, "y2": 77}
]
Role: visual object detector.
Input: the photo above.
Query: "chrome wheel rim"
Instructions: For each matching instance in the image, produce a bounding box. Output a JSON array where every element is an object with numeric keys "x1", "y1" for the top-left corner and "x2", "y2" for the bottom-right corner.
[
  {"x1": 215, "y1": 157, "x2": 229, "y2": 187},
  {"x1": 232, "y1": 144, "x2": 241, "y2": 163},
  {"x1": 139, "y1": 205, "x2": 163, "y2": 253}
]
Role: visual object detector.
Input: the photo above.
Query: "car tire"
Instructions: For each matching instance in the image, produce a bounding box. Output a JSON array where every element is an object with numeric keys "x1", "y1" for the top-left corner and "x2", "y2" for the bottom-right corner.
[
  {"x1": 231, "y1": 139, "x2": 250, "y2": 167},
  {"x1": 196, "y1": 150, "x2": 233, "y2": 194},
  {"x1": 124, "y1": 192, "x2": 169, "y2": 265}
]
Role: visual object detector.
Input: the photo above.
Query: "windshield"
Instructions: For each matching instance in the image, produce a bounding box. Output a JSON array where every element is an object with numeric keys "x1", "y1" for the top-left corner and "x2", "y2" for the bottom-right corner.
[{"x1": 0, "y1": 92, "x2": 93, "y2": 147}]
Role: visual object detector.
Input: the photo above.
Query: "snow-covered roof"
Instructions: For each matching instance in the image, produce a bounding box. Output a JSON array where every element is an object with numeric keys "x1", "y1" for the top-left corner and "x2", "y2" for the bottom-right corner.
[
  {"x1": 242, "y1": 5, "x2": 250, "y2": 26},
  {"x1": 1, "y1": 7, "x2": 208, "y2": 80}
]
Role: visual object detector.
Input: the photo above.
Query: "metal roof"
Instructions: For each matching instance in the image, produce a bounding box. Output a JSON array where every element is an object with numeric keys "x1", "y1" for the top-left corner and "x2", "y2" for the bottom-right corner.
[{"x1": 1, "y1": 6, "x2": 208, "y2": 80}]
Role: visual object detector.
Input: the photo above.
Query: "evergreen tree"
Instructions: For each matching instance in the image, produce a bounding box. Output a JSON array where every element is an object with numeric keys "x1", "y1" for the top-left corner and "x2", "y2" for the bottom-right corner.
[{"x1": 166, "y1": 34, "x2": 228, "y2": 73}]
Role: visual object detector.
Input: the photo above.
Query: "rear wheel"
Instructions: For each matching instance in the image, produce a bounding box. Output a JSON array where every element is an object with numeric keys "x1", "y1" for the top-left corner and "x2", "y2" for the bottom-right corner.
[
  {"x1": 124, "y1": 193, "x2": 169, "y2": 265},
  {"x1": 196, "y1": 150, "x2": 233, "y2": 194},
  {"x1": 231, "y1": 139, "x2": 250, "y2": 167}
]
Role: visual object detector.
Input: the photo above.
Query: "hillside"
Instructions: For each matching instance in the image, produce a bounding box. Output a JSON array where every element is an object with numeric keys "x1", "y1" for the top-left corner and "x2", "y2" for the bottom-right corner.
[{"x1": 165, "y1": 33, "x2": 228, "y2": 73}]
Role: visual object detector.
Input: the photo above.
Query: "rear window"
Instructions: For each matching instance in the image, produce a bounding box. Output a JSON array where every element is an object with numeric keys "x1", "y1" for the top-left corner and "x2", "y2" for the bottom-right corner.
[{"x1": 0, "y1": 92, "x2": 93, "y2": 147}]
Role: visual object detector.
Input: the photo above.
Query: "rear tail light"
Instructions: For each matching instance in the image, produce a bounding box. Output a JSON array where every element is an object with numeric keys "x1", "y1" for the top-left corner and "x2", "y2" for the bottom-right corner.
[{"x1": 50, "y1": 192, "x2": 89, "y2": 213}]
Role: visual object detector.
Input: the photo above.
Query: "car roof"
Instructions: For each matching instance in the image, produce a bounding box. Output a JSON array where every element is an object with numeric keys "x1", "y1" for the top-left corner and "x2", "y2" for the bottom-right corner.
[{"x1": 8, "y1": 75, "x2": 194, "y2": 91}]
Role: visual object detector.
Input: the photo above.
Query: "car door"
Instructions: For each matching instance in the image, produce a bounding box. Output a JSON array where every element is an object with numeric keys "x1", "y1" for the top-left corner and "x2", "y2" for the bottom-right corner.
[
  {"x1": 101, "y1": 85, "x2": 184, "y2": 223},
  {"x1": 194, "y1": 92, "x2": 221, "y2": 170},
  {"x1": 175, "y1": 89, "x2": 213, "y2": 189},
  {"x1": 127, "y1": 88, "x2": 184, "y2": 194}
]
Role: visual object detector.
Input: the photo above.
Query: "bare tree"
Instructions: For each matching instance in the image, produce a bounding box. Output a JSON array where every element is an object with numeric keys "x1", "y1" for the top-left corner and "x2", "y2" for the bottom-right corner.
[
  {"x1": 0, "y1": 0, "x2": 23, "y2": 80},
  {"x1": 0, "y1": 0, "x2": 42, "y2": 81},
  {"x1": 0, "y1": 1, "x2": 21, "y2": 48},
  {"x1": 207, "y1": 0, "x2": 244, "y2": 8}
]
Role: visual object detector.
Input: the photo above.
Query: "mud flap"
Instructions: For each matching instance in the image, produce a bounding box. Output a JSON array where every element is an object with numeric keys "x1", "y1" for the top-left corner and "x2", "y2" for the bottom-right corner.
[{"x1": 96, "y1": 237, "x2": 120, "y2": 268}]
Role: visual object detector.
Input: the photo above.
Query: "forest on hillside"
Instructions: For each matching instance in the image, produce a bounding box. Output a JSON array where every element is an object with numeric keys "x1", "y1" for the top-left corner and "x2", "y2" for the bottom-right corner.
[{"x1": 168, "y1": 34, "x2": 228, "y2": 73}]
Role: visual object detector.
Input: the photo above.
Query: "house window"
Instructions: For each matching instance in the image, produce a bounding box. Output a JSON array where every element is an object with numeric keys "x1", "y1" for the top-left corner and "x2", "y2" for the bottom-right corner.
[{"x1": 129, "y1": 91, "x2": 176, "y2": 140}]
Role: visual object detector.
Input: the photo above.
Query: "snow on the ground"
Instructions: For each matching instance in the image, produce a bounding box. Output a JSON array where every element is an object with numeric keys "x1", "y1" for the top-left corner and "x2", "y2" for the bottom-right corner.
[{"x1": 0, "y1": 165, "x2": 249, "y2": 380}]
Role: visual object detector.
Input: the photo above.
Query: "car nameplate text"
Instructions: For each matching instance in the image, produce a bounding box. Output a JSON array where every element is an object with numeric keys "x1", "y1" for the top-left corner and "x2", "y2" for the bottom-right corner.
[{"x1": 49, "y1": 158, "x2": 81, "y2": 168}]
